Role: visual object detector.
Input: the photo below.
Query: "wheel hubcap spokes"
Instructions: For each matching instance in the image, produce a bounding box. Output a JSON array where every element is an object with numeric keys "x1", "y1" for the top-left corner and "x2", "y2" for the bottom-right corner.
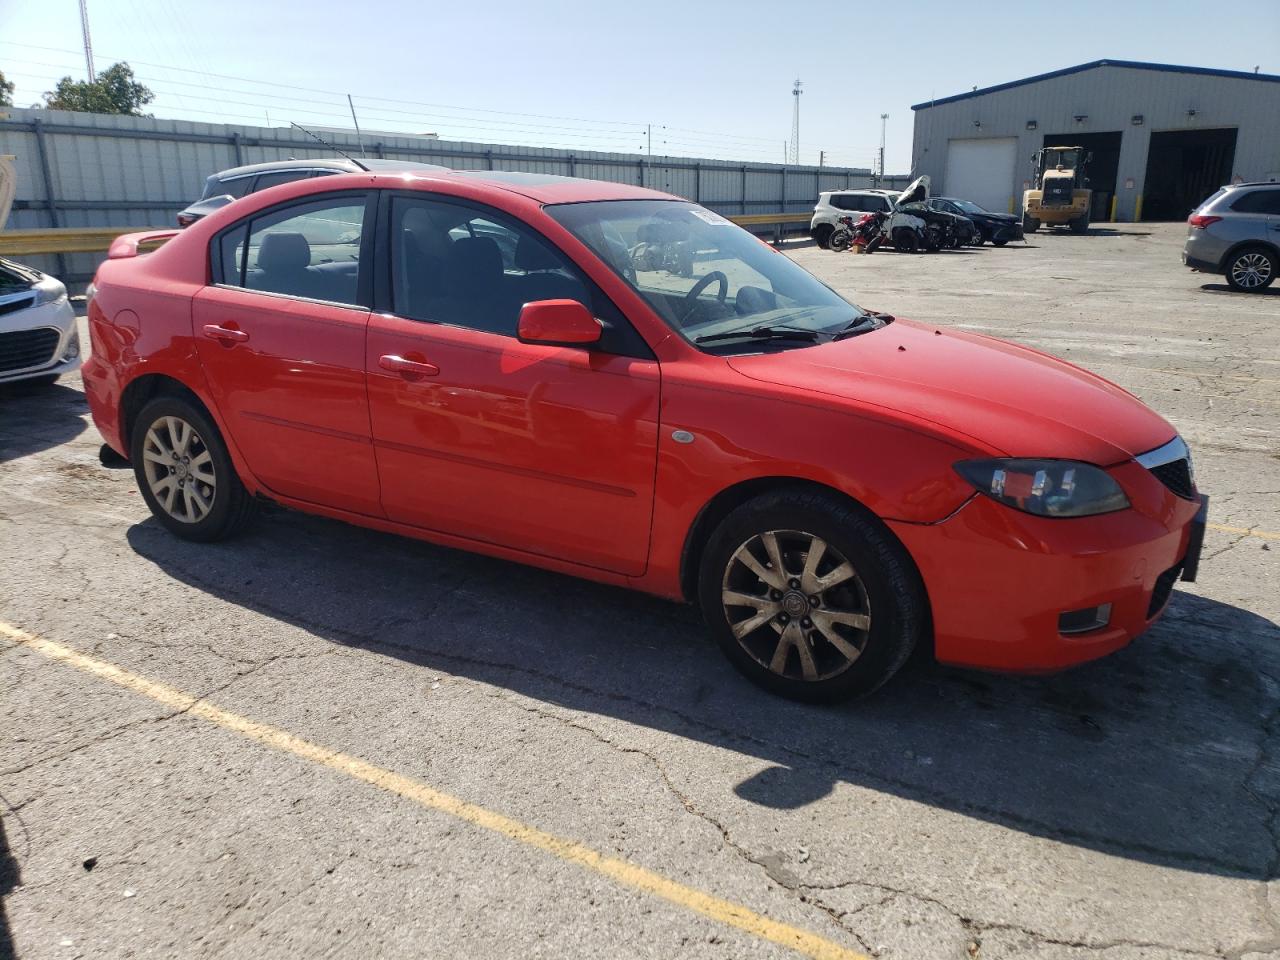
[
  {"x1": 1232, "y1": 254, "x2": 1271, "y2": 288},
  {"x1": 142, "y1": 416, "x2": 216, "y2": 523},
  {"x1": 721, "y1": 530, "x2": 872, "y2": 682}
]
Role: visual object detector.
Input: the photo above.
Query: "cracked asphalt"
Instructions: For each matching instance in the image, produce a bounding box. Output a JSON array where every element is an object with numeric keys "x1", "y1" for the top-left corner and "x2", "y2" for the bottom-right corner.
[{"x1": 2, "y1": 222, "x2": 1278, "y2": 959}]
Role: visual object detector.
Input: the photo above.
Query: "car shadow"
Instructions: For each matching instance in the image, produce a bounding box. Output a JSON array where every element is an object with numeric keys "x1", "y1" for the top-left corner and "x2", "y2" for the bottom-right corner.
[
  {"x1": 1200, "y1": 283, "x2": 1280, "y2": 297},
  {"x1": 125, "y1": 509, "x2": 1280, "y2": 881},
  {"x1": 0, "y1": 812, "x2": 21, "y2": 960},
  {"x1": 0, "y1": 382, "x2": 88, "y2": 462}
]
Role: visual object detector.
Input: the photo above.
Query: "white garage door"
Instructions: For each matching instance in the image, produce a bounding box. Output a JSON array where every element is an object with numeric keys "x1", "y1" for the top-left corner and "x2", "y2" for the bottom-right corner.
[{"x1": 944, "y1": 138, "x2": 1018, "y2": 213}]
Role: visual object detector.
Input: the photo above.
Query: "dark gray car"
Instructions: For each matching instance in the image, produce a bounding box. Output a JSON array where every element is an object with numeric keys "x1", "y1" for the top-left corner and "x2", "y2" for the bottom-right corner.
[
  {"x1": 1182, "y1": 182, "x2": 1280, "y2": 292},
  {"x1": 177, "y1": 158, "x2": 446, "y2": 227}
]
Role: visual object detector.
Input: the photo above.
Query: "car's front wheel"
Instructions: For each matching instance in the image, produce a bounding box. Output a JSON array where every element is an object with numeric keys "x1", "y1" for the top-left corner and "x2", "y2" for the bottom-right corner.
[
  {"x1": 1225, "y1": 246, "x2": 1276, "y2": 292},
  {"x1": 698, "y1": 489, "x2": 925, "y2": 702},
  {"x1": 131, "y1": 394, "x2": 256, "y2": 541}
]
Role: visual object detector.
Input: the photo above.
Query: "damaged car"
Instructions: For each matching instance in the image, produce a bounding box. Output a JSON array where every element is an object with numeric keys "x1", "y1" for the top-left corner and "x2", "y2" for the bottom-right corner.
[{"x1": 883, "y1": 177, "x2": 974, "y2": 253}]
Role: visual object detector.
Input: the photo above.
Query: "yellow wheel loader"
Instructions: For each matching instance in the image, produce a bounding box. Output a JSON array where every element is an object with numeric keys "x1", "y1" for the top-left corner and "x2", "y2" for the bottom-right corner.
[{"x1": 1022, "y1": 146, "x2": 1092, "y2": 234}]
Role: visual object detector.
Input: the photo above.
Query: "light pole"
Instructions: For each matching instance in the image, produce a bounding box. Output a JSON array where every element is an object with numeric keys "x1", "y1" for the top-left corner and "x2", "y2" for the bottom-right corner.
[{"x1": 878, "y1": 113, "x2": 888, "y2": 185}]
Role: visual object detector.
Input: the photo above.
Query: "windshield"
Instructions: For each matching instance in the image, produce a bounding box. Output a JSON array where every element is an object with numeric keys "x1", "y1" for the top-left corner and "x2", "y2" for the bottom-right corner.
[
  {"x1": 1045, "y1": 150, "x2": 1080, "y2": 170},
  {"x1": 547, "y1": 200, "x2": 865, "y2": 352},
  {"x1": 951, "y1": 199, "x2": 987, "y2": 214}
]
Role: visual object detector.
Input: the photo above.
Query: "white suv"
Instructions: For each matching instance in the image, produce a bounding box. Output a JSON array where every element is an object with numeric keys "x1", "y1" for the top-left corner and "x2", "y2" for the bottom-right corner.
[{"x1": 810, "y1": 189, "x2": 898, "y2": 248}]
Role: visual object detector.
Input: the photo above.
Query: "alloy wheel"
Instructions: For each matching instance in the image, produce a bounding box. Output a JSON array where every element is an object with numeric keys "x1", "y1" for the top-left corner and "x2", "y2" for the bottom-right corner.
[
  {"x1": 141, "y1": 415, "x2": 217, "y2": 523},
  {"x1": 1230, "y1": 252, "x2": 1273, "y2": 289},
  {"x1": 720, "y1": 529, "x2": 872, "y2": 682}
]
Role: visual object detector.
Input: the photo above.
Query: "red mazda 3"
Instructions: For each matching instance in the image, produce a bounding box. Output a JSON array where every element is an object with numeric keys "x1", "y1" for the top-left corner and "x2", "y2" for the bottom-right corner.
[{"x1": 82, "y1": 168, "x2": 1206, "y2": 701}]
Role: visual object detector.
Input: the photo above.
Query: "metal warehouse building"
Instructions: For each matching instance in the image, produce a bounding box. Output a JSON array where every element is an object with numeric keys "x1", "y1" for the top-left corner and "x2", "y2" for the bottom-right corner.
[{"x1": 910, "y1": 60, "x2": 1280, "y2": 222}]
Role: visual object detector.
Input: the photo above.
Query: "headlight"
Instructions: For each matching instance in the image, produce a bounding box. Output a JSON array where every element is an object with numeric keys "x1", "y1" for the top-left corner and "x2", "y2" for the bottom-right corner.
[
  {"x1": 33, "y1": 277, "x2": 68, "y2": 306},
  {"x1": 954, "y1": 459, "x2": 1129, "y2": 517}
]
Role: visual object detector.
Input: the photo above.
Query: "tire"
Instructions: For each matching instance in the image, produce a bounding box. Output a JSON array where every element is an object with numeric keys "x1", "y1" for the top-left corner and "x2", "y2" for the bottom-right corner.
[
  {"x1": 1224, "y1": 246, "x2": 1277, "y2": 292},
  {"x1": 697, "y1": 488, "x2": 926, "y2": 703},
  {"x1": 813, "y1": 225, "x2": 833, "y2": 250},
  {"x1": 829, "y1": 230, "x2": 851, "y2": 253},
  {"x1": 1069, "y1": 214, "x2": 1090, "y2": 234},
  {"x1": 1022, "y1": 213, "x2": 1040, "y2": 234},
  {"x1": 992, "y1": 238, "x2": 1009, "y2": 247},
  {"x1": 130, "y1": 394, "x2": 256, "y2": 542},
  {"x1": 971, "y1": 232, "x2": 986, "y2": 247},
  {"x1": 893, "y1": 229, "x2": 918, "y2": 254}
]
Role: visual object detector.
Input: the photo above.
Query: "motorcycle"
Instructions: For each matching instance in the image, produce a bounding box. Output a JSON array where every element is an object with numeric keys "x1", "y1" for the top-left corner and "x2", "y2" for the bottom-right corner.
[{"x1": 831, "y1": 212, "x2": 887, "y2": 253}]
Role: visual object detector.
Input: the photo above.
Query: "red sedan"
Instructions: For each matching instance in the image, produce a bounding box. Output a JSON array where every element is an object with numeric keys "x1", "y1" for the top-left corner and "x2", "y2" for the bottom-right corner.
[{"x1": 83, "y1": 168, "x2": 1206, "y2": 701}]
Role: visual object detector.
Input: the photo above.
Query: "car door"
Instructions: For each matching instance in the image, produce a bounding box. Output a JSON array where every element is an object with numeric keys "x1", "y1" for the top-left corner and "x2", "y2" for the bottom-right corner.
[
  {"x1": 365, "y1": 192, "x2": 661, "y2": 576},
  {"x1": 193, "y1": 191, "x2": 383, "y2": 515}
]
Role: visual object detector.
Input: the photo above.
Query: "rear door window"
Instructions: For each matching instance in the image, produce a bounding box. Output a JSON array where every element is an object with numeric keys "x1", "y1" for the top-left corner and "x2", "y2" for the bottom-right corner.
[
  {"x1": 216, "y1": 194, "x2": 369, "y2": 306},
  {"x1": 1230, "y1": 190, "x2": 1280, "y2": 215},
  {"x1": 252, "y1": 170, "x2": 316, "y2": 195}
]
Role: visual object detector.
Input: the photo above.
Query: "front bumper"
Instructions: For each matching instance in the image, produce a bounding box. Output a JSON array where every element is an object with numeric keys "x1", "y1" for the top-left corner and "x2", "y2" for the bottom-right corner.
[
  {"x1": 888, "y1": 467, "x2": 1205, "y2": 673},
  {"x1": 0, "y1": 299, "x2": 82, "y2": 384},
  {"x1": 990, "y1": 222, "x2": 1024, "y2": 242}
]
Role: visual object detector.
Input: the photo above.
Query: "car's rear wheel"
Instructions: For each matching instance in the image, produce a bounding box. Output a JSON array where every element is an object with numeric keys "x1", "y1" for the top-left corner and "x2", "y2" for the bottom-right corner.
[
  {"x1": 1225, "y1": 247, "x2": 1276, "y2": 292},
  {"x1": 813, "y1": 224, "x2": 833, "y2": 250},
  {"x1": 131, "y1": 394, "x2": 256, "y2": 542},
  {"x1": 698, "y1": 489, "x2": 925, "y2": 702}
]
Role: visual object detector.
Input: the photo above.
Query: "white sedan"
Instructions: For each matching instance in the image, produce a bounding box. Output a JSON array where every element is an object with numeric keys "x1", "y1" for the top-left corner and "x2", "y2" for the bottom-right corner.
[{"x1": 0, "y1": 258, "x2": 80, "y2": 387}]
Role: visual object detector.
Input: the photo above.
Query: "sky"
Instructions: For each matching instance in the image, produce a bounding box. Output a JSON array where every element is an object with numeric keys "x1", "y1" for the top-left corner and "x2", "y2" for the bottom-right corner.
[{"x1": 1, "y1": 0, "x2": 1277, "y2": 174}]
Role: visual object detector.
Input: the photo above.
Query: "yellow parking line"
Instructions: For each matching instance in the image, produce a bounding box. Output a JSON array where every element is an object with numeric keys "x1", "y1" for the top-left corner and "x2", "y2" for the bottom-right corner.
[
  {"x1": 1207, "y1": 523, "x2": 1280, "y2": 541},
  {"x1": 0, "y1": 621, "x2": 866, "y2": 960}
]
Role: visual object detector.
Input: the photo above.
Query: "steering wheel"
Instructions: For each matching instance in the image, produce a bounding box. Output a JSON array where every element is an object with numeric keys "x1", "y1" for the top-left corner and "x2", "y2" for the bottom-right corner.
[{"x1": 681, "y1": 271, "x2": 728, "y2": 322}]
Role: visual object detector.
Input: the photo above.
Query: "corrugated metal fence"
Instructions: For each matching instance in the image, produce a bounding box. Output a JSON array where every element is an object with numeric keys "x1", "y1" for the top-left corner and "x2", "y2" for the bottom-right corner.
[{"x1": 0, "y1": 107, "x2": 908, "y2": 284}]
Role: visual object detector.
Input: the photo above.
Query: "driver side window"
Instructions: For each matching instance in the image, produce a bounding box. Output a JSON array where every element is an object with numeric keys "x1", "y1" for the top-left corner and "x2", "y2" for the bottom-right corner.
[{"x1": 388, "y1": 195, "x2": 653, "y2": 358}]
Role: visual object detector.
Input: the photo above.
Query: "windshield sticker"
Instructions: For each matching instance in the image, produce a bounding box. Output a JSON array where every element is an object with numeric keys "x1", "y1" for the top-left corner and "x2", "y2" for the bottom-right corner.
[{"x1": 688, "y1": 208, "x2": 732, "y2": 226}]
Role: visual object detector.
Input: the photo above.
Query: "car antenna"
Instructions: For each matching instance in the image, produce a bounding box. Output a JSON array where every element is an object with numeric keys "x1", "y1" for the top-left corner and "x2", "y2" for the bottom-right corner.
[{"x1": 288, "y1": 121, "x2": 370, "y2": 172}]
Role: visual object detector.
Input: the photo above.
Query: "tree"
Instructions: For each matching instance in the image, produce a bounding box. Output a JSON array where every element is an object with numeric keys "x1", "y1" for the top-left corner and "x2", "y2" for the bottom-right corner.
[
  {"x1": 0, "y1": 70, "x2": 14, "y2": 108},
  {"x1": 44, "y1": 62, "x2": 153, "y2": 116}
]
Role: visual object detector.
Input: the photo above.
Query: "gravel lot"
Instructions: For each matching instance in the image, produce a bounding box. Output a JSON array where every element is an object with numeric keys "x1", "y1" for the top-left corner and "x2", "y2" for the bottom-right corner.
[{"x1": 2, "y1": 222, "x2": 1278, "y2": 960}]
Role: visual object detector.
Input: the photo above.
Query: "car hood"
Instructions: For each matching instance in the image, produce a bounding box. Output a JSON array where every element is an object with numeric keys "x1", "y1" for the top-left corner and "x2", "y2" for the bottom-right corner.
[
  {"x1": 725, "y1": 318, "x2": 1174, "y2": 464},
  {"x1": 896, "y1": 175, "x2": 930, "y2": 206}
]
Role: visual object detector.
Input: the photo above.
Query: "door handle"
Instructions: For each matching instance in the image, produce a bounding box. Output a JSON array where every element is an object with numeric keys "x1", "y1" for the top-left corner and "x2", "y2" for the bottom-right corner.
[
  {"x1": 203, "y1": 324, "x2": 249, "y2": 343},
  {"x1": 379, "y1": 354, "x2": 440, "y2": 376}
]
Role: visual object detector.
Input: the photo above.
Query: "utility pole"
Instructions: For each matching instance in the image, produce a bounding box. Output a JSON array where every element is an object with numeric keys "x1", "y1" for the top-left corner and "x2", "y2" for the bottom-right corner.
[
  {"x1": 878, "y1": 113, "x2": 889, "y2": 185},
  {"x1": 790, "y1": 79, "x2": 803, "y2": 165},
  {"x1": 647, "y1": 124, "x2": 652, "y2": 158},
  {"x1": 819, "y1": 149, "x2": 825, "y2": 169},
  {"x1": 78, "y1": 0, "x2": 96, "y2": 80}
]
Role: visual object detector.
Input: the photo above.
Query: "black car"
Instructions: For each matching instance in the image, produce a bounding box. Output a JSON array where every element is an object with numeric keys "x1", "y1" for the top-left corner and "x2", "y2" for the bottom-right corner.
[{"x1": 927, "y1": 197, "x2": 1024, "y2": 246}]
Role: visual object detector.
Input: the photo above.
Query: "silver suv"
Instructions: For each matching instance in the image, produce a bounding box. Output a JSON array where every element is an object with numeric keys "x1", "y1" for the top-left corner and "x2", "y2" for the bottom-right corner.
[
  {"x1": 810, "y1": 189, "x2": 898, "y2": 249},
  {"x1": 176, "y1": 158, "x2": 445, "y2": 227},
  {"x1": 1182, "y1": 182, "x2": 1280, "y2": 292}
]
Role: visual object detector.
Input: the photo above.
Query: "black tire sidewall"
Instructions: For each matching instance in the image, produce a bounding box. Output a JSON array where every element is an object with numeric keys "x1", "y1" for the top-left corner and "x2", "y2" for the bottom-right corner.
[
  {"x1": 698, "y1": 491, "x2": 924, "y2": 703},
  {"x1": 130, "y1": 395, "x2": 244, "y2": 542}
]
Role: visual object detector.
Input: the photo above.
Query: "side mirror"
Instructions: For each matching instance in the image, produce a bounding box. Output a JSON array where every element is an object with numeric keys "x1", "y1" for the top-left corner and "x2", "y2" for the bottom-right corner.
[{"x1": 516, "y1": 299, "x2": 602, "y2": 347}]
